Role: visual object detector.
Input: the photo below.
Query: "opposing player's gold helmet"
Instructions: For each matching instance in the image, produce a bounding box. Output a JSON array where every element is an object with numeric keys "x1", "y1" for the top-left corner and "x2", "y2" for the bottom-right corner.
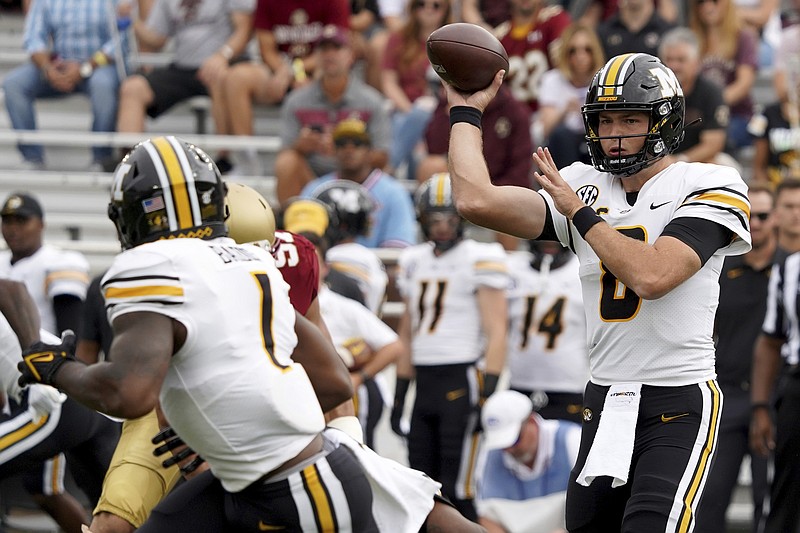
[{"x1": 224, "y1": 182, "x2": 276, "y2": 245}]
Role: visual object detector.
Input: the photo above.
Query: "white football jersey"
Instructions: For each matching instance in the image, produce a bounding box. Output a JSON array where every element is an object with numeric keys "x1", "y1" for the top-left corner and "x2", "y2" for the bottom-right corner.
[
  {"x1": 102, "y1": 237, "x2": 325, "y2": 492},
  {"x1": 319, "y1": 286, "x2": 399, "y2": 356},
  {"x1": 326, "y1": 242, "x2": 388, "y2": 314},
  {"x1": 506, "y1": 252, "x2": 589, "y2": 393},
  {"x1": 0, "y1": 245, "x2": 89, "y2": 332},
  {"x1": 397, "y1": 240, "x2": 509, "y2": 366},
  {"x1": 539, "y1": 162, "x2": 751, "y2": 386}
]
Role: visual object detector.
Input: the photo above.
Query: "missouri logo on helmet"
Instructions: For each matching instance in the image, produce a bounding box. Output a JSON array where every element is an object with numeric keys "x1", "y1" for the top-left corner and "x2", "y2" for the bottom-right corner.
[
  {"x1": 108, "y1": 136, "x2": 227, "y2": 249},
  {"x1": 582, "y1": 53, "x2": 685, "y2": 177},
  {"x1": 309, "y1": 180, "x2": 373, "y2": 244}
]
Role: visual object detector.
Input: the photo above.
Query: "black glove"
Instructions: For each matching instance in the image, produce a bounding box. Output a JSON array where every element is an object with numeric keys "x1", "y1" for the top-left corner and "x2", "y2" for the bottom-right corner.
[
  {"x1": 390, "y1": 377, "x2": 411, "y2": 438},
  {"x1": 152, "y1": 426, "x2": 205, "y2": 476},
  {"x1": 17, "y1": 330, "x2": 78, "y2": 387},
  {"x1": 480, "y1": 373, "x2": 500, "y2": 405},
  {"x1": 474, "y1": 372, "x2": 501, "y2": 434}
]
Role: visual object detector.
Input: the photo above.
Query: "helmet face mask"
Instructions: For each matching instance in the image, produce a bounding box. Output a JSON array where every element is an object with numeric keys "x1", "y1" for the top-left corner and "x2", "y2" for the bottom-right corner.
[
  {"x1": 108, "y1": 136, "x2": 228, "y2": 249},
  {"x1": 415, "y1": 173, "x2": 464, "y2": 253},
  {"x1": 528, "y1": 240, "x2": 572, "y2": 270},
  {"x1": 582, "y1": 53, "x2": 685, "y2": 177}
]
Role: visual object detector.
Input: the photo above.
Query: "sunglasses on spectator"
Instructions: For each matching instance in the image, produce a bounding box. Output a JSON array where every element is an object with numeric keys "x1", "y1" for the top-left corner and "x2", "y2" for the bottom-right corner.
[
  {"x1": 569, "y1": 46, "x2": 592, "y2": 55},
  {"x1": 751, "y1": 212, "x2": 771, "y2": 221},
  {"x1": 414, "y1": 1, "x2": 444, "y2": 10},
  {"x1": 334, "y1": 138, "x2": 369, "y2": 148},
  {"x1": 695, "y1": 0, "x2": 719, "y2": 5}
]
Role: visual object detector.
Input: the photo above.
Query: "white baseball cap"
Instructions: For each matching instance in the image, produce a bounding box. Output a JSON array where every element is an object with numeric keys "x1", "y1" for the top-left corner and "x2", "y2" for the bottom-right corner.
[{"x1": 482, "y1": 390, "x2": 534, "y2": 450}]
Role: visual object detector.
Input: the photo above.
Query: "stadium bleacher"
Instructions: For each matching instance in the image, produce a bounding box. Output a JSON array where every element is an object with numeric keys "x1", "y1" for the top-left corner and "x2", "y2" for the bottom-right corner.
[{"x1": 0, "y1": 6, "x2": 777, "y2": 532}]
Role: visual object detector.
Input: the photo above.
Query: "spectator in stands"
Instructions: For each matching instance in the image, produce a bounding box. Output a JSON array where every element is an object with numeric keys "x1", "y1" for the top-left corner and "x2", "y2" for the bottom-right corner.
[
  {"x1": 0, "y1": 192, "x2": 89, "y2": 335},
  {"x1": 477, "y1": 390, "x2": 581, "y2": 533},
  {"x1": 419, "y1": 85, "x2": 532, "y2": 250},
  {"x1": 536, "y1": 23, "x2": 605, "y2": 168},
  {"x1": 213, "y1": 0, "x2": 350, "y2": 175},
  {"x1": 495, "y1": 0, "x2": 571, "y2": 115},
  {"x1": 381, "y1": 0, "x2": 451, "y2": 179},
  {"x1": 2, "y1": 0, "x2": 128, "y2": 171},
  {"x1": 115, "y1": 0, "x2": 254, "y2": 147},
  {"x1": 274, "y1": 24, "x2": 391, "y2": 205},
  {"x1": 696, "y1": 185, "x2": 774, "y2": 532},
  {"x1": 459, "y1": 0, "x2": 512, "y2": 29},
  {"x1": 575, "y1": 0, "x2": 679, "y2": 27},
  {"x1": 750, "y1": 78, "x2": 800, "y2": 185},
  {"x1": 750, "y1": 179, "x2": 800, "y2": 533},
  {"x1": 597, "y1": 0, "x2": 674, "y2": 59},
  {"x1": 773, "y1": 4, "x2": 800, "y2": 105},
  {"x1": 350, "y1": 0, "x2": 386, "y2": 90},
  {"x1": 733, "y1": 0, "x2": 781, "y2": 67},
  {"x1": 773, "y1": 179, "x2": 800, "y2": 256},
  {"x1": 689, "y1": 0, "x2": 759, "y2": 152},
  {"x1": 659, "y1": 27, "x2": 733, "y2": 166},
  {"x1": 301, "y1": 118, "x2": 417, "y2": 248}
]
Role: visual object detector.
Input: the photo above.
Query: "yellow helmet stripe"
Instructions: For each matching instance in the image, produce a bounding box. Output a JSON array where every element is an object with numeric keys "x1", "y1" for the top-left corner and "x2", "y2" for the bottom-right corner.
[
  {"x1": 432, "y1": 173, "x2": 451, "y2": 206},
  {"x1": 166, "y1": 136, "x2": 202, "y2": 226},
  {"x1": 142, "y1": 140, "x2": 179, "y2": 232},
  {"x1": 600, "y1": 53, "x2": 636, "y2": 96},
  {"x1": 151, "y1": 137, "x2": 194, "y2": 230}
]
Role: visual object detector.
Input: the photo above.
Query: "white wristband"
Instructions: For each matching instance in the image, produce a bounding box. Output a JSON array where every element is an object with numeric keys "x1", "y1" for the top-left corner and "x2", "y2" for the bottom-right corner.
[{"x1": 327, "y1": 416, "x2": 364, "y2": 444}]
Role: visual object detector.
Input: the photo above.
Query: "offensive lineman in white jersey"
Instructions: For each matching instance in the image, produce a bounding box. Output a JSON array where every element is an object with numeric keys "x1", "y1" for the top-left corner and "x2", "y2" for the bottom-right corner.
[
  {"x1": 392, "y1": 173, "x2": 509, "y2": 522},
  {"x1": 506, "y1": 240, "x2": 589, "y2": 424},
  {"x1": 446, "y1": 53, "x2": 751, "y2": 531},
  {"x1": 15, "y1": 137, "x2": 397, "y2": 532}
]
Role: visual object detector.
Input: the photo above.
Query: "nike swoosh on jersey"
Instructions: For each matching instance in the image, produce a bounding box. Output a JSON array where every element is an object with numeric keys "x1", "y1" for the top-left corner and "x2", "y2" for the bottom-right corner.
[
  {"x1": 650, "y1": 201, "x2": 671, "y2": 210},
  {"x1": 446, "y1": 388, "x2": 467, "y2": 401},
  {"x1": 660, "y1": 413, "x2": 690, "y2": 423},
  {"x1": 258, "y1": 521, "x2": 286, "y2": 531}
]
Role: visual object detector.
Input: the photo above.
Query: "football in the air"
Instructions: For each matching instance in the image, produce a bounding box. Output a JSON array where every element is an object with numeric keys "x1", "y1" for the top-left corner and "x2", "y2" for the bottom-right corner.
[{"x1": 426, "y1": 23, "x2": 509, "y2": 92}]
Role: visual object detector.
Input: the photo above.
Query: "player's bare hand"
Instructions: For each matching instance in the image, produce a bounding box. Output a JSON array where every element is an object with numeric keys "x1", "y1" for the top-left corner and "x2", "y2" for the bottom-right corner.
[
  {"x1": 442, "y1": 70, "x2": 505, "y2": 113},
  {"x1": 749, "y1": 408, "x2": 775, "y2": 457},
  {"x1": 532, "y1": 147, "x2": 585, "y2": 218}
]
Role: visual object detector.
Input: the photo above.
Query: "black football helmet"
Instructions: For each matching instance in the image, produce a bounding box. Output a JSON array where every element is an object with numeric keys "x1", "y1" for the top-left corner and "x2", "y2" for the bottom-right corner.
[
  {"x1": 582, "y1": 53, "x2": 685, "y2": 177},
  {"x1": 309, "y1": 180, "x2": 373, "y2": 244},
  {"x1": 108, "y1": 136, "x2": 227, "y2": 249},
  {"x1": 415, "y1": 173, "x2": 464, "y2": 252}
]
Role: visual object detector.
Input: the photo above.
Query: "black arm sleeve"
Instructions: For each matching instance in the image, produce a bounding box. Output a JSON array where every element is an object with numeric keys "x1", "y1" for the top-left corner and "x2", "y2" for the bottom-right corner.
[
  {"x1": 660, "y1": 217, "x2": 734, "y2": 265},
  {"x1": 53, "y1": 294, "x2": 84, "y2": 335},
  {"x1": 536, "y1": 193, "x2": 559, "y2": 242}
]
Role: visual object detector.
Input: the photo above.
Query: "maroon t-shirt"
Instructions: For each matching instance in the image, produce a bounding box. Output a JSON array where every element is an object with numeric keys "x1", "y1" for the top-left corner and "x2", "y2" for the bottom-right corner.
[
  {"x1": 382, "y1": 32, "x2": 431, "y2": 103},
  {"x1": 254, "y1": 0, "x2": 350, "y2": 59},
  {"x1": 426, "y1": 87, "x2": 533, "y2": 188}
]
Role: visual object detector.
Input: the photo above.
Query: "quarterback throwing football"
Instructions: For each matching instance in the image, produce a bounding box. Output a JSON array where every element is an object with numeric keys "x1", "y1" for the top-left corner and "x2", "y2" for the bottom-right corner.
[{"x1": 445, "y1": 53, "x2": 752, "y2": 531}]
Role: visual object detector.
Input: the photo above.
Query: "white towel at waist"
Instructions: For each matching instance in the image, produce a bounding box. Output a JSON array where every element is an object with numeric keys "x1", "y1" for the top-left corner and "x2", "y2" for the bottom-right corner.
[{"x1": 576, "y1": 383, "x2": 641, "y2": 488}]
